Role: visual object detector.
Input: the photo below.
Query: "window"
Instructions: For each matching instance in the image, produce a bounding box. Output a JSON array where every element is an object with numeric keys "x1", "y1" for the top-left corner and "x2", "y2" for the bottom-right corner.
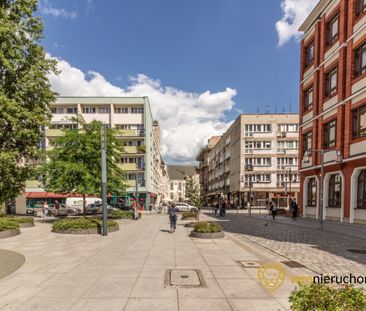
[
  {"x1": 303, "y1": 131, "x2": 312, "y2": 154},
  {"x1": 307, "y1": 178, "x2": 317, "y2": 206},
  {"x1": 51, "y1": 107, "x2": 64, "y2": 114},
  {"x1": 303, "y1": 86, "x2": 313, "y2": 111},
  {"x1": 354, "y1": 42, "x2": 366, "y2": 78},
  {"x1": 50, "y1": 124, "x2": 77, "y2": 129},
  {"x1": 82, "y1": 107, "x2": 96, "y2": 114},
  {"x1": 99, "y1": 107, "x2": 110, "y2": 114},
  {"x1": 115, "y1": 107, "x2": 128, "y2": 114},
  {"x1": 323, "y1": 120, "x2": 337, "y2": 148},
  {"x1": 304, "y1": 40, "x2": 314, "y2": 68},
  {"x1": 328, "y1": 174, "x2": 342, "y2": 208},
  {"x1": 352, "y1": 104, "x2": 366, "y2": 139},
  {"x1": 66, "y1": 107, "x2": 77, "y2": 114},
  {"x1": 326, "y1": 13, "x2": 339, "y2": 46},
  {"x1": 357, "y1": 170, "x2": 366, "y2": 209},
  {"x1": 131, "y1": 108, "x2": 144, "y2": 114},
  {"x1": 356, "y1": 0, "x2": 366, "y2": 16},
  {"x1": 170, "y1": 183, "x2": 174, "y2": 190},
  {"x1": 325, "y1": 66, "x2": 338, "y2": 97},
  {"x1": 278, "y1": 124, "x2": 299, "y2": 132}
]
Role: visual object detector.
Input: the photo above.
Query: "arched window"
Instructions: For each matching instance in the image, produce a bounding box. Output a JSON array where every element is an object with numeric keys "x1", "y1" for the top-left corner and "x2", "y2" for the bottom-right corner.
[
  {"x1": 328, "y1": 174, "x2": 341, "y2": 208},
  {"x1": 307, "y1": 178, "x2": 317, "y2": 206},
  {"x1": 357, "y1": 170, "x2": 366, "y2": 209}
]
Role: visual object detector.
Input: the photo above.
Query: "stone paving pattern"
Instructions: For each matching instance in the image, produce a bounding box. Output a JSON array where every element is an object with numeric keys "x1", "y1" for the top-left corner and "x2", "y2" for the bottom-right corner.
[
  {"x1": 207, "y1": 212, "x2": 366, "y2": 277},
  {"x1": 0, "y1": 215, "x2": 306, "y2": 311}
]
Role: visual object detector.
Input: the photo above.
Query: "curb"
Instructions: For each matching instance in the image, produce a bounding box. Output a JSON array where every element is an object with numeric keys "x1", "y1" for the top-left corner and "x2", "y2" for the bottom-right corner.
[
  {"x1": 0, "y1": 228, "x2": 20, "y2": 239},
  {"x1": 190, "y1": 230, "x2": 225, "y2": 239},
  {"x1": 53, "y1": 224, "x2": 119, "y2": 235}
]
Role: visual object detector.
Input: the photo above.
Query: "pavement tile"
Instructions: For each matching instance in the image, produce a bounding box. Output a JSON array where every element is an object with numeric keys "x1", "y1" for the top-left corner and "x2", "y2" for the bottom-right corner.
[
  {"x1": 179, "y1": 298, "x2": 232, "y2": 311},
  {"x1": 69, "y1": 298, "x2": 127, "y2": 311},
  {"x1": 130, "y1": 278, "x2": 177, "y2": 298},
  {"x1": 217, "y1": 279, "x2": 271, "y2": 299},
  {"x1": 124, "y1": 298, "x2": 178, "y2": 311},
  {"x1": 229, "y1": 298, "x2": 286, "y2": 311}
]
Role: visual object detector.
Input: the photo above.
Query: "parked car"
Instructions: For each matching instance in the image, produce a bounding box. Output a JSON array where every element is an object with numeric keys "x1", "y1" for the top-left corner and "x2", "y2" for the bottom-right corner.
[
  {"x1": 86, "y1": 202, "x2": 117, "y2": 215},
  {"x1": 112, "y1": 203, "x2": 134, "y2": 211},
  {"x1": 26, "y1": 208, "x2": 37, "y2": 216},
  {"x1": 48, "y1": 204, "x2": 81, "y2": 216},
  {"x1": 175, "y1": 202, "x2": 197, "y2": 212}
]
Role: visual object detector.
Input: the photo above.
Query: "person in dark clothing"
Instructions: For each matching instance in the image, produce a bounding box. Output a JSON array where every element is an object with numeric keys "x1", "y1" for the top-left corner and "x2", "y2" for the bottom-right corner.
[
  {"x1": 214, "y1": 203, "x2": 219, "y2": 216},
  {"x1": 221, "y1": 201, "x2": 227, "y2": 217},
  {"x1": 168, "y1": 203, "x2": 179, "y2": 233},
  {"x1": 290, "y1": 199, "x2": 299, "y2": 220},
  {"x1": 270, "y1": 200, "x2": 277, "y2": 220}
]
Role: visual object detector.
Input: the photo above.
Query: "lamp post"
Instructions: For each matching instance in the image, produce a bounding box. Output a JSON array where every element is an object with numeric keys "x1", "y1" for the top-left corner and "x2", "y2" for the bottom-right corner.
[
  {"x1": 101, "y1": 124, "x2": 108, "y2": 236},
  {"x1": 303, "y1": 149, "x2": 343, "y2": 231}
]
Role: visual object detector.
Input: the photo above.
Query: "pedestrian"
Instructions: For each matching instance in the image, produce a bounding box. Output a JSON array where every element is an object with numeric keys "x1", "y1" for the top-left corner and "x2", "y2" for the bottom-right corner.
[
  {"x1": 270, "y1": 200, "x2": 277, "y2": 220},
  {"x1": 43, "y1": 201, "x2": 49, "y2": 218},
  {"x1": 290, "y1": 198, "x2": 298, "y2": 220},
  {"x1": 54, "y1": 200, "x2": 60, "y2": 216},
  {"x1": 221, "y1": 200, "x2": 227, "y2": 217},
  {"x1": 168, "y1": 203, "x2": 178, "y2": 233},
  {"x1": 214, "y1": 202, "x2": 219, "y2": 216}
]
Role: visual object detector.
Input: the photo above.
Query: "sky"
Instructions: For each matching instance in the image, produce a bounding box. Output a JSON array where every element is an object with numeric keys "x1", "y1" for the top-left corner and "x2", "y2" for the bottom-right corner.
[{"x1": 38, "y1": 0, "x2": 319, "y2": 163}]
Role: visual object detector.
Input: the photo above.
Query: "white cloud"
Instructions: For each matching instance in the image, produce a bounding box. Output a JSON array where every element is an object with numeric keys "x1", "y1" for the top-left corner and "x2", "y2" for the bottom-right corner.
[
  {"x1": 48, "y1": 57, "x2": 237, "y2": 163},
  {"x1": 276, "y1": 0, "x2": 319, "y2": 46},
  {"x1": 40, "y1": 0, "x2": 77, "y2": 19}
]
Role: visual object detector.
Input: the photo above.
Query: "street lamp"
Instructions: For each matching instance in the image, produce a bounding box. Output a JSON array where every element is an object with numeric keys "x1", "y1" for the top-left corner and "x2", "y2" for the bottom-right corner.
[{"x1": 303, "y1": 149, "x2": 343, "y2": 230}]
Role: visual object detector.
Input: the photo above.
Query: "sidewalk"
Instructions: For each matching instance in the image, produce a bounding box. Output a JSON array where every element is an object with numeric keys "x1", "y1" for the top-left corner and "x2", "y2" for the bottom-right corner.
[{"x1": 0, "y1": 214, "x2": 309, "y2": 311}]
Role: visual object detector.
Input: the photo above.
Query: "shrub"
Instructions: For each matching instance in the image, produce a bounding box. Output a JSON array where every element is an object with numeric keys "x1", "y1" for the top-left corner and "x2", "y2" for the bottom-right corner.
[
  {"x1": 52, "y1": 217, "x2": 118, "y2": 232},
  {"x1": 193, "y1": 221, "x2": 222, "y2": 233},
  {"x1": 108, "y1": 210, "x2": 134, "y2": 219},
  {"x1": 5, "y1": 217, "x2": 34, "y2": 224},
  {"x1": 289, "y1": 283, "x2": 366, "y2": 311},
  {"x1": 0, "y1": 219, "x2": 19, "y2": 231},
  {"x1": 182, "y1": 211, "x2": 198, "y2": 218}
]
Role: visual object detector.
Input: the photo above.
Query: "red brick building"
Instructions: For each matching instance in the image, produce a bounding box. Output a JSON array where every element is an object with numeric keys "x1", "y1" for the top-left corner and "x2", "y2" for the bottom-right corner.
[{"x1": 299, "y1": 0, "x2": 366, "y2": 224}]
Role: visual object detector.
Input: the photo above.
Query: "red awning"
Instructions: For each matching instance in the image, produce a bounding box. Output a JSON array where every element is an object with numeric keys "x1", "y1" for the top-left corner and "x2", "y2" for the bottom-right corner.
[{"x1": 26, "y1": 192, "x2": 66, "y2": 199}]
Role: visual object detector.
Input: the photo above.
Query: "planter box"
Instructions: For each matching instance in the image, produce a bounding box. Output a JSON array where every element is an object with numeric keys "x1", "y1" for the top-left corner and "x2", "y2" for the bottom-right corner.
[
  {"x1": 181, "y1": 217, "x2": 196, "y2": 221},
  {"x1": 18, "y1": 222, "x2": 35, "y2": 228},
  {"x1": 53, "y1": 224, "x2": 119, "y2": 235},
  {"x1": 0, "y1": 228, "x2": 20, "y2": 239},
  {"x1": 190, "y1": 230, "x2": 225, "y2": 239}
]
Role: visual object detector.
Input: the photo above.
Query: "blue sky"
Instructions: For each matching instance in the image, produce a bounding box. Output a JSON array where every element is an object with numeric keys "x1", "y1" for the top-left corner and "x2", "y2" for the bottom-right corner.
[{"x1": 39, "y1": 0, "x2": 318, "y2": 162}]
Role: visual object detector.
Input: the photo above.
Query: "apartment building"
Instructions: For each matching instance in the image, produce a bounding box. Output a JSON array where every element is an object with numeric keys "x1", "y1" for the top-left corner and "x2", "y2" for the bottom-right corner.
[
  {"x1": 167, "y1": 165, "x2": 197, "y2": 202},
  {"x1": 26, "y1": 96, "x2": 164, "y2": 209},
  {"x1": 199, "y1": 114, "x2": 300, "y2": 208},
  {"x1": 196, "y1": 136, "x2": 221, "y2": 203},
  {"x1": 299, "y1": 0, "x2": 366, "y2": 223}
]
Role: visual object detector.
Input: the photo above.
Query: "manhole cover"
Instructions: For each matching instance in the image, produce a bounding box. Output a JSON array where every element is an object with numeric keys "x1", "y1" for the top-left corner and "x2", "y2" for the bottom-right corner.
[
  {"x1": 164, "y1": 269, "x2": 206, "y2": 288},
  {"x1": 281, "y1": 260, "x2": 306, "y2": 268},
  {"x1": 348, "y1": 249, "x2": 366, "y2": 254},
  {"x1": 238, "y1": 260, "x2": 262, "y2": 268}
]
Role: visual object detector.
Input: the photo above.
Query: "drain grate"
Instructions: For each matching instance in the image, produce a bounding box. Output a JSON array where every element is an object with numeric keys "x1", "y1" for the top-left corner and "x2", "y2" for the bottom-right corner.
[
  {"x1": 237, "y1": 260, "x2": 262, "y2": 268},
  {"x1": 348, "y1": 249, "x2": 366, "y2": 254},
  {"x1": 281, "y1": 260, "x2": 306, "y2": 268},
  {"x1": 164, "y1": 269, "x2": 206, "y2": 288}
]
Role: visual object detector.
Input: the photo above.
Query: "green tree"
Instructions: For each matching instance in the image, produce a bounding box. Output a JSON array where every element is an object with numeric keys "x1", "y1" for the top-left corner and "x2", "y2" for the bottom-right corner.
[
  {"x1": 0, "y1": 0, "x2": 57, "y2": 206},
  {"x1": 185, "y1": 176, "x2": 202, "y2": 221},
  {"x1": 40, "y1": 119, "x2": 126, "y2": 214}
]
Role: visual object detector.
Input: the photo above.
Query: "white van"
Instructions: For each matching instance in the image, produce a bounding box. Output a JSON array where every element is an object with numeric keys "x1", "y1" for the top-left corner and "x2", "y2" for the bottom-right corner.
[{"x1": 65, "y1": 197, "x2": 101, "y2": 209}]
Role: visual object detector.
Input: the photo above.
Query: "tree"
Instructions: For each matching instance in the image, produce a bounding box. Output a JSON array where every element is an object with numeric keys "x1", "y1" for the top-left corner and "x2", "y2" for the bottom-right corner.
[
  {"x1": 185, "y1": 175, "x2": 202, "y2": 221},
  {"x1": 0, "y1": 0, "x2": 57, "y2": 206},
  {"x1": 40, "y1": 119, "x2": 126, "y2": 214}
]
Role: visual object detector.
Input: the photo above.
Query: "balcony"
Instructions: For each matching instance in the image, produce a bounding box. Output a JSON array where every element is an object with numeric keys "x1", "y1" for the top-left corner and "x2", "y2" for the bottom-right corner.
[
  {"x1": 117, "y1": 163, "x2": 144, "y2": 171},
  {"x1": 115, "y1": 129, "x2": 139, "y2": 137},
  {"x1": 276, "y1": 148, "x2": 286, "y2": 154},
  {"x1": 45, "y1": 129, "x2": 63, "y2": 137}
]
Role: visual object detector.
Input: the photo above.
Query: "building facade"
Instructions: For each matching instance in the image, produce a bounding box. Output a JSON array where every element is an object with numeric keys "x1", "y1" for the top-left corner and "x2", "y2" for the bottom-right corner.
[
  {"x1": 167, "y1": 165, "x2": 197, "y2": 202},
  {"x1": 299, "y1": 0, "x2": 366, "y2": 223},
  {"x1": 199, "y1": 114, "x2": 300, "y2": 208},
  {"x1": 26, "y1": 96, "x2": 165, "y2": 209}
]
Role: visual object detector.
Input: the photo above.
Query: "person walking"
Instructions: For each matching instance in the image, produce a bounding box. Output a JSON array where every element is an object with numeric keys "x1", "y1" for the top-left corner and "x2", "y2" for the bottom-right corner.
[
  {"x1": 270, "y1": 200, "x2": 277, "y2": 220},
  {"x1": 43, "y1": 201, "x2": 49, "y2": 218},
  {"x1": 290, "y1": 199, "x2": 298, "y2": 220},
  {"x1": 214, "y1": 202, "x2": 219, "y2": 216},
  {"x1": 54, "y1": 200, "x2": 60, "y2": 216},
  {"x1": 221, "y1": 200, "x2": 227, "y2": 217},
  {"x1": 168, "y1": 203, "x2": 178, "y2": 233}
]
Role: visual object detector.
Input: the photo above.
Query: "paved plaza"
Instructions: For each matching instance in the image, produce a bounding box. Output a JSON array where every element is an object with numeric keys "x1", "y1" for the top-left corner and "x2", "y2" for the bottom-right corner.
[{"x1": 0, "y1": 213, "x2": 365, "y2": 310}]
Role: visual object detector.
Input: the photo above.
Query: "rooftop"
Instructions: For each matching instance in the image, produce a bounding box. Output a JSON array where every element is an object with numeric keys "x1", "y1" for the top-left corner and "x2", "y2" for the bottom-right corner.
[{"x1": 167, "y1": 165, "x2": 196, "y2": 180}]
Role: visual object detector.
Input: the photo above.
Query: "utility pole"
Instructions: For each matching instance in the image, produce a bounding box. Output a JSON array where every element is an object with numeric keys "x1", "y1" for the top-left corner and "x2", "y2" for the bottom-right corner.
[
  {"x1": 101, "y1": 125, "x2": 108, "y2": 236},
  {"x1": 135, "y1": 173, "x2": 139, "y2": 219}
]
